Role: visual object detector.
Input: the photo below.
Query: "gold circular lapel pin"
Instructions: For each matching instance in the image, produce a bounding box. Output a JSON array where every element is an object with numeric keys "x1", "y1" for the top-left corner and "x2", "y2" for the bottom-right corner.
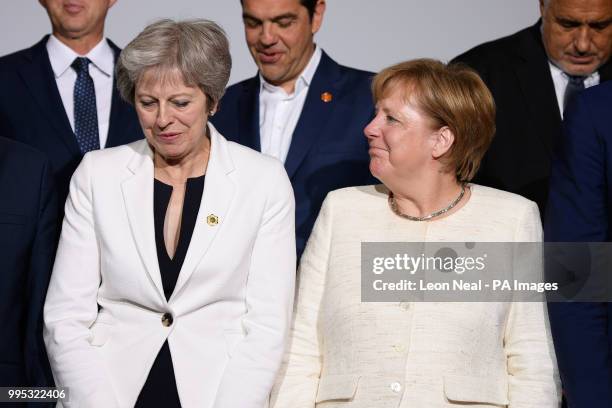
[
  {"x1": 321, "y1": 92, "x2": 333, "y2": 103},
  {"x1": 206, "y1": 214, "x2": 219, "y2": 226}
]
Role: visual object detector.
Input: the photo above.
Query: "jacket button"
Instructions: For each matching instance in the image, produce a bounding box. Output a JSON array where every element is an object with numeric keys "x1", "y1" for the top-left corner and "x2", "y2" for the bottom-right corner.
[
  {"x1": 161, "y1": 313, "x2": 173, "y2": 327},
  {"x1": 390, "y1": 382, "x2": 402, "y2": 393}
]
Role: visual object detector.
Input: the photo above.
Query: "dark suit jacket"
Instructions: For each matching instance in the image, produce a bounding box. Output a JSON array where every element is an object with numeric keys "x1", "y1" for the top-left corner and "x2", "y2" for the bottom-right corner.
[
  {"x1": 452, "y1": 21, "x2": 612, "y2": 218},
  {"x1": 212, "y1": 51, "x2": 375, "y2": 258},
  {"x1": 0, "y1": 137, "x2": 58, "y2": 391},
  {"x1": 545, "y1": 81, "x2": 612, "y2": 407},
  {"x1": 0, "y1": 35, "x2": 143, "y2": 205}
]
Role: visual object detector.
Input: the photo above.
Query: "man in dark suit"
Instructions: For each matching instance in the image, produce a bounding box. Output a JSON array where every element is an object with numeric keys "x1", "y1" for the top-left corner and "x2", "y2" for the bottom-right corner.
[
  {"x1": 452, "y1": 0, "x2": 612, "y2": 217},
  {"x1": 545, "y1": 81, "x2": 612, "y2": 407},
  {"x1": 0, "y1": 0, "x2": 143, "y2": 204},
  {"x1": 0, "y1": 137, "x2": 58, "y2": 391},
  {"x1": 212, "y1": 0, "x2": 374, "y2": 258}
]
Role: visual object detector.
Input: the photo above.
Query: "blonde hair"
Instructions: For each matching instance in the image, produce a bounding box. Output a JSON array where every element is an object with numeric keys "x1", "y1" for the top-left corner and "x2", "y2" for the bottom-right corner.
[{"x1": 372, "y1": 59, "x2": 495, "y2": 182}]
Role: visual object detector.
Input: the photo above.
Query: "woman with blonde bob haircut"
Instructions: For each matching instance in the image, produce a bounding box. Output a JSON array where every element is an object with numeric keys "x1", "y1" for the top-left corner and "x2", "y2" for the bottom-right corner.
[
  {"x1": 271, "y1": 59, "x2": 560, "y2": 407},
  {"x1": 44, "y1": 19, "x2": 296, "y2": 408}
]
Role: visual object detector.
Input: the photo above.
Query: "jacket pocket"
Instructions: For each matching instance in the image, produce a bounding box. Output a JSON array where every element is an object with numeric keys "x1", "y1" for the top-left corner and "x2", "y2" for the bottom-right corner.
[
  {"x1": 315, "y1": 374, "x2": 360, "y2": 403},
  {"x1": 443, "y1": 374, "x2": 509, "y2": 406},
  {"x1": 88, "y1": 315, "x2": 115, "y2": 347}
]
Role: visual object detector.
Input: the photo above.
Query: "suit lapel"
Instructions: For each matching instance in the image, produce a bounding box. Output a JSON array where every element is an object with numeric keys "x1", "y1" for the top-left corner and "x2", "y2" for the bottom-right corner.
[
  {"x1": 171, "y1": 125, "x2": 236, "y2": 299},
  {"x1": 284, "y1": 52, "x2": 340, "y2": 179},
  {"x1": 237, "y1": 76, "x2": 261, "y2": 151},
  {"x1": 106, "y1": 40, "x2": 126, "y2": 148},
  {"x1": 598, "y1": 59, "x2": 612, "y2": 82},
  {"x1": 512, "y1": 22, "x2": 561, "y2": 155},
  {"x1": 18, "y1": 36, "x2": 80, "y2": 156},
  {"x1": 121, "y1": 141, "x2": 166, "y2": 303},
  {"x1": 105, "y1": 40, "x2": 142, "y2": 148}
]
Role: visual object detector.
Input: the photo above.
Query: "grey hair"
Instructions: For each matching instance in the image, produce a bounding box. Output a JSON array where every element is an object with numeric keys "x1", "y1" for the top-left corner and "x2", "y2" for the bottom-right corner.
[{"x1": 116, "y1": 18, "x2": 231, "y2": 107}]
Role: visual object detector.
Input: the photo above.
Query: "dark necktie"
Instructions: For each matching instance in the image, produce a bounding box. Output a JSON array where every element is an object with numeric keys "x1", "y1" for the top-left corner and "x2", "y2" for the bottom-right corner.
[
  {"x1": 72, "y1": 57, "x2": 100, "y2": 154},
  {"x1": 563, "y1": 75, "x2": 585, "y2": 112}
]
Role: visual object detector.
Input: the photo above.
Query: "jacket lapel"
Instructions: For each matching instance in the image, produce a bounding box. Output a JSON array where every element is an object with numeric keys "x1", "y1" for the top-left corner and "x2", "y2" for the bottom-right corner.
[
  {"x1": 105, "y1": 39, "x2": 143, "y2": 148},
  {"x1": 284, "y1": 51, "x2": 340, "y2": 179},
  {"x1": 599, "y1": 58, "x2": 612, "y2": 82},
  {"x1": 18, "y1": 36, "x2": 80, "y2": 156},
  {"x1": 513, "y1": 22, "x2": 561, "y2": 155},
  {"x1": 237, "y1": 76, "x2": 261, "y2": 151},
  {"x1": 170, "y1": 124, "x2": 236, "y2": 299},
  {"x1": 121, "y1": 141, "x2": 166, "y2": 304}
]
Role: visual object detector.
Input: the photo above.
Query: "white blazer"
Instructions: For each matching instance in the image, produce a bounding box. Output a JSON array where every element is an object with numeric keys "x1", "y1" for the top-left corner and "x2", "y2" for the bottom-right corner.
[
  {"x1": 271, "y1": 184, "x2": 560, "y2": 408},
  {"x1": 44, "y1": 125, "x2": 296, "y2": 408}
]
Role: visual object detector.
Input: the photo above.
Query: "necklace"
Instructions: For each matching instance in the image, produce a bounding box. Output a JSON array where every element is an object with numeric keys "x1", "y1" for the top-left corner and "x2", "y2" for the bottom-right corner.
[{"x1": 388, "y1": 184, "x2": 466, "y2": 221}]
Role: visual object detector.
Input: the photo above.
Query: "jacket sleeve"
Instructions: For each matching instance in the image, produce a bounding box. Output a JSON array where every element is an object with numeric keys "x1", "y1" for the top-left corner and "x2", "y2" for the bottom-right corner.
[
  {"x1": 504, "y1": 202, "x2": 561, "y2": 408},
  {"x1": 43, "y1": 153, "x2": 120, "y2": 408},
  {"x1": 212, "y1": 160, "x2": 296, "y2": 408},
  {"x1": 544, "y1": 92, "x2": 612, "y2": 406},
  {"x1": 270, "y1": 194, "x2": 334, "y2": 408}
]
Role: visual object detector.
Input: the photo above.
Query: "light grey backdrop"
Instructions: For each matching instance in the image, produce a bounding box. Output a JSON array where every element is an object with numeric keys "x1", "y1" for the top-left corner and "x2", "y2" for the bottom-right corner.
[{"x1": 2, "y1": 1, "x2": 540, "y2": 85}]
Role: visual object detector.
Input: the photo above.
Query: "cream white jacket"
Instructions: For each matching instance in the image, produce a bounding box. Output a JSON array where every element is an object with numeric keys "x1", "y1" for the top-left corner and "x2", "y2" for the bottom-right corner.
[
  {"x1": 44, "y1": 125, "x2": 296, "y2": 408},
  {"x1": 271, "y1": 184, "x2": 560, "y2": 408}
]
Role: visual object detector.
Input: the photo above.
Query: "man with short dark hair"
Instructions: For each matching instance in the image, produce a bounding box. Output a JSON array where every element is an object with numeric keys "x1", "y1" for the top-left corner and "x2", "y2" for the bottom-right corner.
[
  {"x1": 453, "y1": 0, "x2": 612, "y2": 217},
  {"x1": 0, "y1": 0, "x2": 143, "y2": 205},
  {"x1": 213, "y1": 0, "x2": 374, "y2": 259}
]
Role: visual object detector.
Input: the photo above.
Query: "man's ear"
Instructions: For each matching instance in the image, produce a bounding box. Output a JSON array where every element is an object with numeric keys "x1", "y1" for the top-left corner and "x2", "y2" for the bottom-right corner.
[
  {"x1": 431, "y1": 126, "x2": 455, "y2": 159},
  {"x1": 311, "y1": 0, "x2": 326, "y2": 34}
]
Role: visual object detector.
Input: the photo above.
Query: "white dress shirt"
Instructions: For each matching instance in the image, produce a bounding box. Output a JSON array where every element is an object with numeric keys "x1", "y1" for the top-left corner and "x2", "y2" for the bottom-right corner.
[
  {"x1": 47, "y1": 35, "x2": 114, "y2": 148},
  {"x1": 258, "y1": 45, "x2": 322, "y2": 163},
  {"x1": 549, "y1": 62, "x2": 599, "y2": 118}
]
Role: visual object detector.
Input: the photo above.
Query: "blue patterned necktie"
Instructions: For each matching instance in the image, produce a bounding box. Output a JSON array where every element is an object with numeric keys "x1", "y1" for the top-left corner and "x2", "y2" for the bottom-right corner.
[
  {"x1": 72, "y1": 57, "x2": 100, "y2": 153},
  {"x1": 563, "y1": 75, "x2": 585, "y2": 112}
]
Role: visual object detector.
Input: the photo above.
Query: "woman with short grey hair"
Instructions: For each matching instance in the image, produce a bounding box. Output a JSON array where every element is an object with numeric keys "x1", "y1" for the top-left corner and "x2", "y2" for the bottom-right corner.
[
  {"x1": 44, "y1": 19, "x2": 296, "y2": 408},
  {"x1": 116, "y1": 18, "x2": 231, "y2": 108}
]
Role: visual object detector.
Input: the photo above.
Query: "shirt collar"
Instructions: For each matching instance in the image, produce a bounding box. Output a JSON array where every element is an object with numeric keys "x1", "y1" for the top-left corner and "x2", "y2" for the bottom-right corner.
[
  {"x1": 46, "y1": 34, "x2": 115, "y2": 78},
  {"x1": 548, "y1": 61, "x2": 600, "y2": 86},
  {"x1": 259, "y1": 44, "x2": 323, "y2": 97}
]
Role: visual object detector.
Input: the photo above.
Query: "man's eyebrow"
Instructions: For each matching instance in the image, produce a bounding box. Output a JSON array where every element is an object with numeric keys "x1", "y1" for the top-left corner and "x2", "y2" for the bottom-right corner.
[
  {"x1": 242, "y1": 12, "x2": 261, "y2": 23},
  {"x1": 555, "y1": 17, "x2": 581, "y2": 25},
  {"x1": 241, "y1": 12, "x2": 298, "y2": 23},
  {"x1": 270, "y1": 13, "x2": 298, "y2": 22},
  {"x1": 589, "y1": 18, "x2": 612, "y2": 27},
  {"x1": 555, "y1": 16, "x2": 612, "y2": 27}
]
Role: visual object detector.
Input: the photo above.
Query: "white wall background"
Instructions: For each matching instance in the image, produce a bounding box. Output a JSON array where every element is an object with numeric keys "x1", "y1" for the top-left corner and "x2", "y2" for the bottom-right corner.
[{"x1": 1, "y1": 1, "x2": 540, "y2": 85}]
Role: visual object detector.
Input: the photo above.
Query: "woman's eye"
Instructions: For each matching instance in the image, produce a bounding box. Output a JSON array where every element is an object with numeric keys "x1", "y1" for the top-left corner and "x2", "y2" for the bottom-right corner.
[
  {"x1": 173, "y1": 100, "x2": 190, "y2": 108},
  {"x1": 386, "y1": 115, "x2": 398, "y2": 123},
  {"x1": 139, "y1": 100, "x2": 155, "y2": 107}
]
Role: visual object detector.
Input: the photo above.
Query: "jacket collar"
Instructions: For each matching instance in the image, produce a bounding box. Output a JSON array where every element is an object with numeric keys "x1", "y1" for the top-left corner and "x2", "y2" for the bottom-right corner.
[
  {"x1": 122, "y1": 123, "x2": 236, "y2": 304},
  {"x1": 237, "y1": 50, "x2": 344, "y2": 179}
]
